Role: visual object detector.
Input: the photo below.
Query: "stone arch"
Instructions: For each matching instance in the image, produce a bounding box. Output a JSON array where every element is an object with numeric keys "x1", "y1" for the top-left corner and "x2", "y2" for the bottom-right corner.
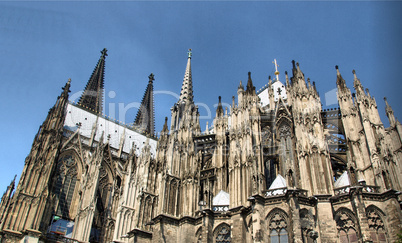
[
  {"x1": 213, "y1": 223, "x2": 231, "y2": 243},
  {"x1": 195, "y1": 227, "x2": 203, "y2": 243},
  {"x1": 366, "y1": 205, "x2": 387, "y2": 242},
  {"x1": 266, "y1": 208, "x2": 289, "y2": 243},
  {"x1": 300, "y1": 208, "x2": 316, "y2": 243},
  {"x1": 334, "y1": 207, "x2": 359, "y2": 243}
]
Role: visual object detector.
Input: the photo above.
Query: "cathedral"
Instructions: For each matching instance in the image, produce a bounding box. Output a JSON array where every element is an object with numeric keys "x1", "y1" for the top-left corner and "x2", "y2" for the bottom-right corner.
[{"x1": 0, "y1": 49, "x2": 401, "y2": 243}]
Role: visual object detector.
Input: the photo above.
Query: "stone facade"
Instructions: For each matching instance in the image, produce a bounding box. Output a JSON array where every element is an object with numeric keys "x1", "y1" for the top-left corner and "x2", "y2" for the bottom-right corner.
[{"x1": 0, "y1": 49, "x2": 401, "y2": 243}]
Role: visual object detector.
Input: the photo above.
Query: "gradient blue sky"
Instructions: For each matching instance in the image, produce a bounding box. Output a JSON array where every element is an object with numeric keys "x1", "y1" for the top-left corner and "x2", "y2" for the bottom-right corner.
[{"x1": 0, "y1": 1, "x2": 401, "y2": 193}]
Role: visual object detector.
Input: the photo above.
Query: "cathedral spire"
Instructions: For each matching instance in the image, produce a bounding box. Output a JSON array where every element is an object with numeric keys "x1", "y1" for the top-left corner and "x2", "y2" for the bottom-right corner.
[
  {"x1": 78, "y1": 48, "x2": 107, "y2": 113},
  {"x1": 161, "y1": 117, "x2": 169, "y2": 133},
  {"x1": 246, "y1": 72, "x2": 256, "y2": 95},
  {"x1": 134, "y1": 73, "x2": 155, "y2": 137},
  {"x1": 178, "y1": 49, "x2": 194, "y2": 105}
]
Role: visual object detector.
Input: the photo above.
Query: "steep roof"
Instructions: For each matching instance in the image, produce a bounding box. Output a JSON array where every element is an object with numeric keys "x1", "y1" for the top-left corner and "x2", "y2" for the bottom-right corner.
[
  {"x1": 212, "y1": 190, "x2": 230, "y2": 206},
  {"x1": 268, "y1": 174, "x2": 287, "y2": 190}
]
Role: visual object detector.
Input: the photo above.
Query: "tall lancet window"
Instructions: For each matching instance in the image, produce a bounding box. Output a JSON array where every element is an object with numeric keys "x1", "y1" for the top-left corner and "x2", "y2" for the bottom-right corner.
[{"x1": 53, "y1": 154, "x2": 78, "y2": 219}]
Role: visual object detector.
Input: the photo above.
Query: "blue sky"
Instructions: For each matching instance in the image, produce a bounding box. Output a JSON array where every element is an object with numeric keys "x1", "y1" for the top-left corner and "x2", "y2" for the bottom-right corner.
[{"x1": 0, "y1": 1, "x2": 401, "y2": 193}]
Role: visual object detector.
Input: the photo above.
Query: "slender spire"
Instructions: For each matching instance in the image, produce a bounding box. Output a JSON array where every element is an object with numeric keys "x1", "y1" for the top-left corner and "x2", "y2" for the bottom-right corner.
[
  {"x1": 336, "y1": 65, "x2": 347, "y2": 88},
  {"x1": 161, "y1": 117, "x2": 169, "y2": 133},
  {"x1": 78, "y1": 48, "x2": 107, "y2": 113},
  {"x1": 216, "y1": 96, "x2": 224, "y2": 117},
  {"x1": 178, "y1": 49, "x2": 194, "y2": 105},
  {"x1": 352, "y1": 69, "x2": 364, "y2": 93},
  {"x1": 384, "y1": 97, "x2": 396, "y2": 127},
  {"x1": 238, "y1": 80, "x2": 244, "y2": 90},
  {"x1": 134, "y1": 73, "x2": 155, "y2": 137},
  {"x1": 246, "y1": 72, "x2": 256, "y2": 95}
]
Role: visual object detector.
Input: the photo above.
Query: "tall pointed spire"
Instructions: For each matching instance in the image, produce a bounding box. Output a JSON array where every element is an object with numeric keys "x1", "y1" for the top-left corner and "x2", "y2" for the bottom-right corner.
[
  {"x1": 246, "y1": 72, "x2": 256, "y2": 95},
  {"x1": 134, "y1": 73, "x2": 155, "y2": 137},
  {"x1": 78, "y1": 48, "x2": 107, "y2": 113},
  {"x1": 178, "y1": 49, "x2": 194, "y2": 105}
]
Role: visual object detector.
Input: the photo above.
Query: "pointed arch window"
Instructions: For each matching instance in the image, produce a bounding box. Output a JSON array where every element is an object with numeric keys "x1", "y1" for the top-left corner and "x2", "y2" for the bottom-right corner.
[
  {"x1": 53, "y1": 154, "x2": 78, "y2": 219},
  {"x1": 268, "y1": 212, "x2": 289, "y2": 243},
  {"x1": 214, "y1": 223, "x2": 231, "y2": 243},
  {"x1": 335, "y1": 210, "x2": 359, "y2": 243},
  {"x1": 367, "y1": 207, "x2": 387, "y2": 243},
  {"x1": 196, "y1": 227, "x2": 202, "y2": 243}
]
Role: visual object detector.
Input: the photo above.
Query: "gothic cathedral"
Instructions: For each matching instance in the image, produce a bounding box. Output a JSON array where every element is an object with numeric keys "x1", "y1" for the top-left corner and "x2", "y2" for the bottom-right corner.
[{"x1": 0, "y1": 49, "x2": 401, "y2": 243}]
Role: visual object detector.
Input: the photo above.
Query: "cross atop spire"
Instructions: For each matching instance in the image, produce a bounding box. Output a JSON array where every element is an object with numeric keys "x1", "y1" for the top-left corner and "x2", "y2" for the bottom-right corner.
[
  {"x1": 78, "y1": 48, "x2": 107, "y2": 113},
  {"x1": 134, "y1": 73, "x2": 155, "y2": 137},
  {"x1": 178, "y1": 49, "x2": 194, "y2": 105}
]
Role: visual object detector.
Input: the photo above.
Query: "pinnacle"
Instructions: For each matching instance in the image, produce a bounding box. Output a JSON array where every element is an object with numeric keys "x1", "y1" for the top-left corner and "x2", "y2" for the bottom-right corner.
[{"x1": 134, "y1": 73, "x2": 155, "y2": 137}]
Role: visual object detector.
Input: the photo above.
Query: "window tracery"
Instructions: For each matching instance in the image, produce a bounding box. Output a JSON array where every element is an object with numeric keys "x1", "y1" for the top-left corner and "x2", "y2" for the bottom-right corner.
[
  {"x1": 366, "y1": 207, "x2": 387, "y2": 243},
  {"x1": 53, "y1": 154, "x2": 78, "y2": 219},
  {"x1": 335, "y1": 210, "x2": 358, "y2": 243},
  {"x1": 214, "y1": 223, "x2": 231, "y2": 243},
  {"x1": 268, "y1": 210, "x2": 289, "y2": 243}
]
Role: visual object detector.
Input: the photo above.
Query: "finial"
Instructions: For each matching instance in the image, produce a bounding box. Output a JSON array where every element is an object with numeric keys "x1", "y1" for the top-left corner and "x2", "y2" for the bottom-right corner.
[
  {"x1": 248, "y1": 72, "x2": 251, "y2": 79},
  {"x1": 384, "y1": 97, "x2": 391, "y2": 107},
  {"x1": 218, "y1": 96, "x2": 222, "y2": 103},
  {"x1": 101, "y1": 48, "x2": 108, "y2": 59},
  {"x1": 67, "y1": 78, "x2": 71, "y2": 84},
  {"x1": 292, "y1": 60, "x2": 296, "y2": 68},
  {"x1": 148, "y1": 73, "x2": 155, "y2": 83},
  {"x1": 187, "y1": 48, "x2": 192, "y2": 58},
  {"x1": 335, "y1": 65, "x2": 341, "y2": 76},
  {"x1": 352, "y1": 69, "x2": 358, "y2": 80}
]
